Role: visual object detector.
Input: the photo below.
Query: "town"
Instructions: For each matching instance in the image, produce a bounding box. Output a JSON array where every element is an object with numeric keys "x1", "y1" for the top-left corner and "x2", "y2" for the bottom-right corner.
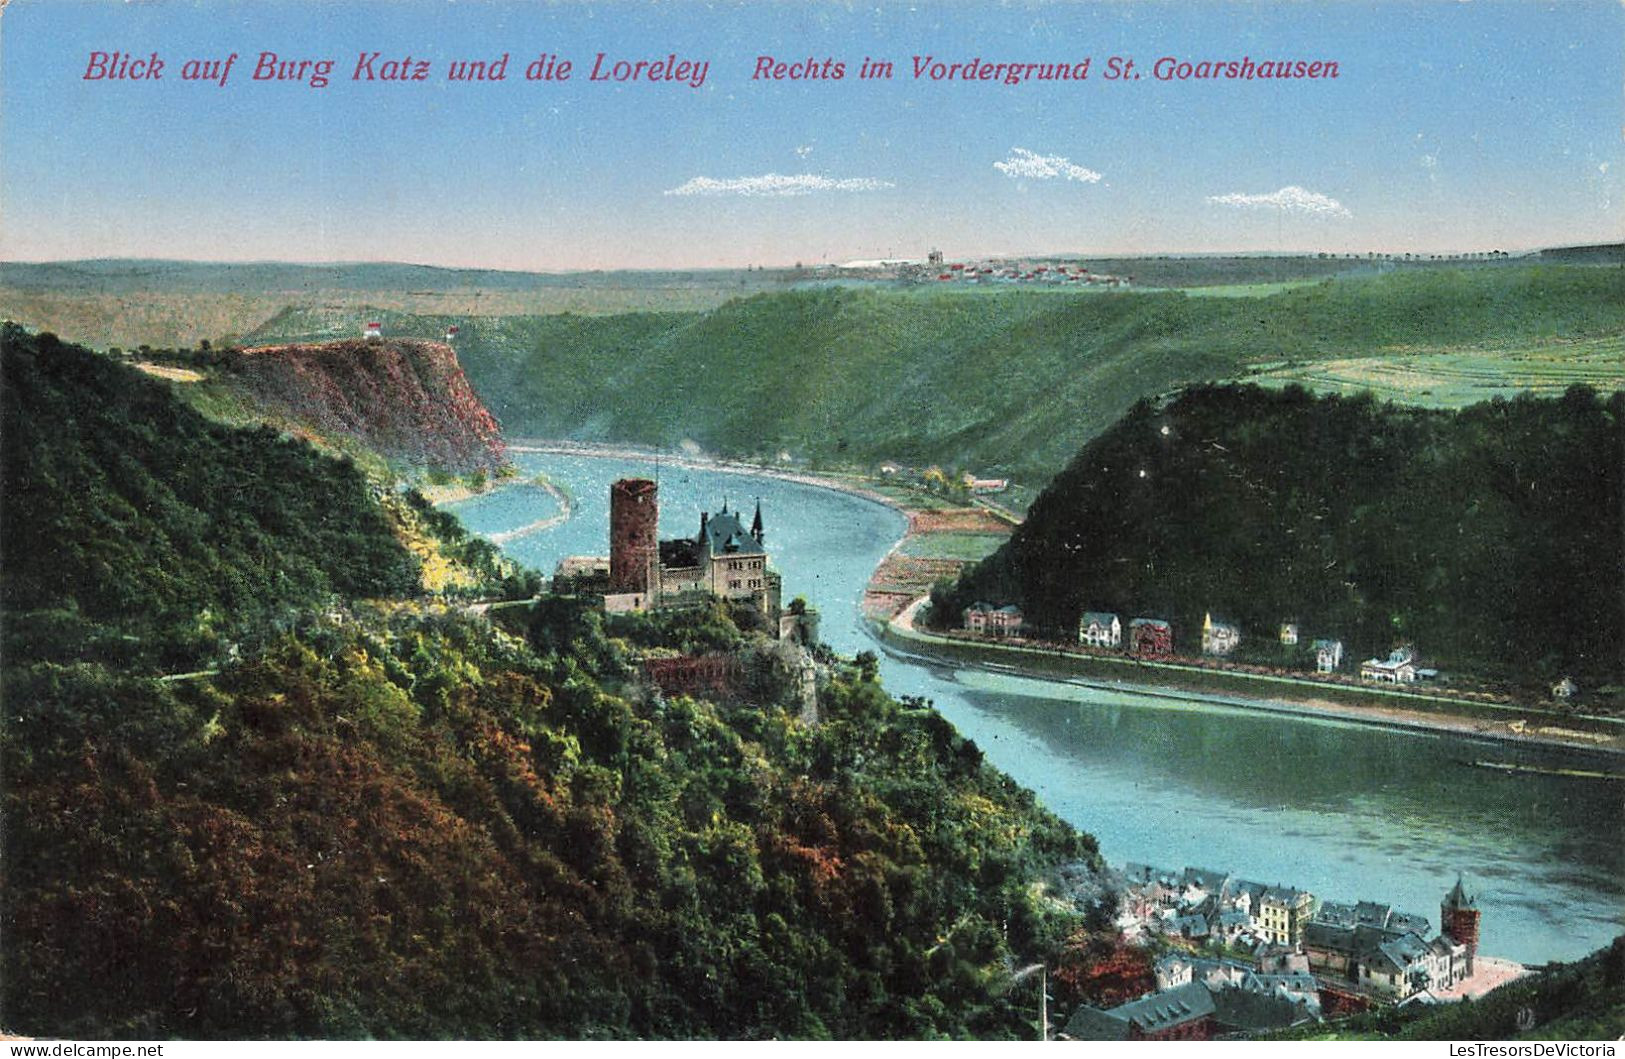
[
  {"x1": 961, "y1": 603, "x2": 1584, "y2": 704},
  {"x1": 1061, "y1": 867, "x2": 1519, "y2": 1040}
]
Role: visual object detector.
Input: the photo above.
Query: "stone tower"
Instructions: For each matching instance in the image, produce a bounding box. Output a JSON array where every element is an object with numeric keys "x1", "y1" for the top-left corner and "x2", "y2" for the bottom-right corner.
[
  {"x1": 1441, "y1": 875, "x2": 1480, "y2": 977},
  {"x1": 609, "y1": 478, "x2": 658, "y2": 595}
]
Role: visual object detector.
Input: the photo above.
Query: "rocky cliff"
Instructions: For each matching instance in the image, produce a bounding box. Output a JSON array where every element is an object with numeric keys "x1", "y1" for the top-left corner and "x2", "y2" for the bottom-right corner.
[{"x1": 229, "y1": 338, "x2": 506, "y2": 473}]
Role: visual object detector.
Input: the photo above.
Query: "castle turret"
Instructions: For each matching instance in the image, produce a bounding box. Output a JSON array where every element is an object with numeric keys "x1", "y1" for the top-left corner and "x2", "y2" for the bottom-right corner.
[
  {"x1": 751, "y1": 500, "x2": 764, "y2": 545},
  {"x1": 609, "y1": 478, "x2": 658, "y2": 596},
  {"x1": 1441, "y1": 875, "x2": 1480, "y2": 977}
]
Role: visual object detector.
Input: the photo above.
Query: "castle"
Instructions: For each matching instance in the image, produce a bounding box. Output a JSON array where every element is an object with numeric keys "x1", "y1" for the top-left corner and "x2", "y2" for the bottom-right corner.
[{"x1": 561, "y1": 477, "x2": 813, "y2": 641}]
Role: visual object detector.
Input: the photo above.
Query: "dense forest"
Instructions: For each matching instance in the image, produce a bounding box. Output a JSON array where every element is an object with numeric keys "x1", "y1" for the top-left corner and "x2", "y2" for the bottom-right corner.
[
  {"x1": 0, "y1": 327, "x2": 535, "y2": 672},
  {"x1": 935, "y1": 384, "x2": 1624, "y2": 688},
  {"x1": 240, "y1": 265, "x2": 1625, "y2": 484},
  {"x1": 1, "y1": 329, "x2": 1103, "y2": 1038},
  {"x1": 0, "y1": 327, "x2": 421, "y2": 669}
]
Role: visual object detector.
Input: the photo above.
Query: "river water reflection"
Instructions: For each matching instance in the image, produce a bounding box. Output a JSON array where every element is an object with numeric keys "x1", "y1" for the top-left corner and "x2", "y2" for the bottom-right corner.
[{"x1": 449, "y1": 452, "x2": 1624, "y2": 964}]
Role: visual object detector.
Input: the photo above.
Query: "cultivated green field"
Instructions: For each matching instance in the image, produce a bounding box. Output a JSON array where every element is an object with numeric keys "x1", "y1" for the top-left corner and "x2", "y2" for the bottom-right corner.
[
  {"x1": 1181, "y1": 280, "x2": 1324, "y2": 298},
  {"x1": 1247, "y1": 335, "x2": 1625, "y2": 406},
  {"x1": 0, "y1": 260, "x2": 810, "y2": 348},
  {"x1": 898, "y1": 531, "x2": 1011, "y2": 562}
]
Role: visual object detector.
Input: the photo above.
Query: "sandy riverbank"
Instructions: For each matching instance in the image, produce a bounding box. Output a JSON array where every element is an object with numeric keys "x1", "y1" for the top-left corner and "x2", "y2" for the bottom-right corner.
[
  {"x1": 483, "y1": 476, "x2": 574, "y2": 544},
  {"x1": 506, "y1": 439, "x2": 918, "y2": 512}
]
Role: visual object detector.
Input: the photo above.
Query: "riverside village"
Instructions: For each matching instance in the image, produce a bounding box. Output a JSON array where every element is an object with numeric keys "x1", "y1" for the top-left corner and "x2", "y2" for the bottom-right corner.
[{"x1": 1066, "y1": 869, "x2": 1522, "y2": 1040}]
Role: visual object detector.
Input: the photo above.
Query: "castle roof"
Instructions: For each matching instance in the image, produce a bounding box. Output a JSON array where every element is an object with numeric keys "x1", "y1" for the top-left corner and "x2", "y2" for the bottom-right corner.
[
  {"x1": 1444, "y1": 875, "x2": 1476, "y2": 910},
  {"x1": 697, "y1": 508, "x2": 764, "y2": 557}
]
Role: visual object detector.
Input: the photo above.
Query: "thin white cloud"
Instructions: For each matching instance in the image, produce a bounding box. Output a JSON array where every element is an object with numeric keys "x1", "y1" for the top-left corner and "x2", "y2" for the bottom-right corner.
[
  {"x1": 993, "y1": 147, "x2": 1103, "y2": 183},
  {"x1": 664, "y1": 173, "x2": 893, "y2": 197},
  {"x1": 1206, "y1": 185, "x2": 1351, "y2": 217},
  {"x1": 795, "y1": 145, "x2": 814, "y2": 159}
]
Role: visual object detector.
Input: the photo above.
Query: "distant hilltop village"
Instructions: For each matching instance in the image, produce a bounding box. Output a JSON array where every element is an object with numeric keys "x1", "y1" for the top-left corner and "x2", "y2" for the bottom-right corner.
[
  {"x1": 555, "y1": 478, "x2": 817, "y2": 643},
  {"x1": 834, "y1": 249, "x2": 1135, "y2": 288}
]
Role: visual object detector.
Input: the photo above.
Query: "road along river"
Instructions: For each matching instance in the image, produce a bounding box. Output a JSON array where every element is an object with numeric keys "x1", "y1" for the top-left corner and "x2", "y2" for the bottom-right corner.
[{"x1": 447, "y1": 451, "x2": 1624, "y2": 965}]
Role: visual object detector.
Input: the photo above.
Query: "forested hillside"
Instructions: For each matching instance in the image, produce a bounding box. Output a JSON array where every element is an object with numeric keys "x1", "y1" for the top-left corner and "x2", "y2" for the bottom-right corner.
[
  {"x1": 239, "y1": 265, "x2": 1625, "y2": 484},
  {"x1": 0, "y1": 327, "x2": 421, "y2": 669},
  {"x1": 1, "y1": 327, "x2": 1103, "y2": 1039},
  {"x1": 935, "y1": 384, "x2": 1624, "y2": 688}
]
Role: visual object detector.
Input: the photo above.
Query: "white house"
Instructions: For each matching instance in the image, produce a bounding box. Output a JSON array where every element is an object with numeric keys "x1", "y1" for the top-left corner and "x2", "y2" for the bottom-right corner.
[
  {"x1": 1361, "y1": 646, "x2": 1418, "y2": 684},
  {"x1": 1080, "y1": 611, "x2": 1122, "y2": 648},
  {"x1": 1202, "y1": 612, "x2": 1242, "y2": 656}
]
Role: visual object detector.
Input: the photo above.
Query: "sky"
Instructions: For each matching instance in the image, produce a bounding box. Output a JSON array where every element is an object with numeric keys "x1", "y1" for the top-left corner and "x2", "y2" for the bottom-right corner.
[{"x1": 2, "y1": 0, "x2": 1621, "y2": 270}]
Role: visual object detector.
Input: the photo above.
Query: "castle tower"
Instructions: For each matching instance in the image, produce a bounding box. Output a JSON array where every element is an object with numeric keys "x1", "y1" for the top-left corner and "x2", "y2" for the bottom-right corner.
[
  {"x1": 609, "y1": 478, "x2": 658, "y2": 596},
  {"x1": 1441, "y1": 875, "x2": 1480, "y2": 977},
  {"x1": 751, "y1": 500, "x2": 764, "y2": 545}
]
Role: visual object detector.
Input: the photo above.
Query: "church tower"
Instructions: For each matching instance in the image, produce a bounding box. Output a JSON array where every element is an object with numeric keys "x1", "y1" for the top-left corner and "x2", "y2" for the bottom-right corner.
[{"x1": 1441, "y1": 876, "x2": 1480, "y2": 977}]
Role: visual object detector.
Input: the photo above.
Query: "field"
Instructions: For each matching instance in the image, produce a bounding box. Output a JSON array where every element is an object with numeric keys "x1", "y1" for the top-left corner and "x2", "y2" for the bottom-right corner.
[
  {"x1": 0, "y1": 260, "x2": 812, "y2": 348},
  {"x1": 1181, "y1": 280, "x2": 1325, "y2": 298},
  {"x1": 898, "y1": 531, "x2": 1010, "y2": 561},
  {"x1": 1247, "y1": 335, "x2": 1625, "y2": 406},
  {"x1": 0, "y1": 285, "x2": 789, "y2": 350}
]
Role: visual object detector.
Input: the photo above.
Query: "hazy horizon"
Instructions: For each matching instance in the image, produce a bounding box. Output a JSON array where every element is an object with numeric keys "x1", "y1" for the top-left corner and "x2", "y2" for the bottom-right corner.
[
  {"x1": 3, "y1": 1, "x2": 1620, "y2": 270},
  {"x1": 5, "y1": 238, "x2": 1617, "y2": 276}
]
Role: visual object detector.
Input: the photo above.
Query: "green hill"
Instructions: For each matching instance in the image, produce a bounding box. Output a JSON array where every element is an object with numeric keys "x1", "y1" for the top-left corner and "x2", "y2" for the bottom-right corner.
[
  {"x1": 0, "y1": 326, "x2": 423, "y2": 669},
  {"x1": 1, "y1": 328, "x2": 1102, "y2": 1039},
  {"x1": 934, "y1": 383, "x2": 1624, "y2": 689},
  {"x1": 241, "y1": 265, "x2": 1625, "y2": 485}
]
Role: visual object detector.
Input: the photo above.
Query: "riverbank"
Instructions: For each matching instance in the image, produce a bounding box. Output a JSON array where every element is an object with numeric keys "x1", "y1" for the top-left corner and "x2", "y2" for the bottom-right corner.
[
  {"x1": 484, "y1": 476, "x2": 574, "y2": 545},
  {"x1": 883, "y1": 596, "x2": 1625, "y2": 762},
  {"x1": 489, "y1": 440, "x2": 1623, "y2": 762},
  {"x1": 507, "y1": 439, "x2": 909, "y2": 508}
]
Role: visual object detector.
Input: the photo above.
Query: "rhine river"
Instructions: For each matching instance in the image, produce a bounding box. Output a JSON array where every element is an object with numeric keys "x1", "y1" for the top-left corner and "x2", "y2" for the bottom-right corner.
[{"x1": 449, "y1": 451, "x2": 1625, "y2": 965}]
